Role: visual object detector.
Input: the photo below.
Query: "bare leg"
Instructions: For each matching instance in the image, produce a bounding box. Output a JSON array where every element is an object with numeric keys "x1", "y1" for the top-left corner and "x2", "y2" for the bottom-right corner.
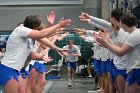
[
  {"x1": 114, "y1": 83, "x2": 119, "y2": 93},
  {"x1": 98, "y1": 76, "x2": 104, "y2": 92},
  {"x1": 108, "y1": 73, "x2": 115, "y2": 93},
  {"x1": 102, "y1": 72, "x2": 109, "y2": 93},
  {"x1": 72, "y1": 69, "x2": 76, "y2": 86},
  {"x1": 125, "y1": 82, "x2": 129, "y2": 93},
  {"x1": 34, "y1": 72, "x2": 44, "y2": 93},
  {"x1": 41, "y1": 73, "x2": 46, "y2": 88},
  {"x1": 87, "y1": 67, "x2": 92, "y2": 77},
  {"x1": 116, "y1": 75, "x2": 126, "y2": 93},
  {"x1": 67, "y1": 66, "x2": 72, "y2": 86},
  {"x1": 18, "y1": 75, "x2": 26, "y2": 93},
  {"x1": 3, "y1": 78, "x2": 18, "y2": 93},
  {"x1": 25, "y1": 76, "x2": 29, "y2": 93},
  {"x1": 26, "y1": 68, "x2": 38, "y2": 93},
  {"x1": 128, "y1": 82, "x2": 140, "y2": 93}
]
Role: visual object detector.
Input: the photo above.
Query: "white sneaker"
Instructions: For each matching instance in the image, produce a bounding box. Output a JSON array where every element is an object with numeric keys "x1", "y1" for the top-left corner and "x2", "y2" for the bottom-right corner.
[
  {"x1": 88, "y1": 91, "x2": 98, "y2": 93},
  {"x1": 96, "y1": 88, "x2": 104, "y2": 93},
  {"x1": 87, "y1": 75, "x2": 92, "y2": 78},
  {"x1": 68, "y1": 78, "x2": 72, "y2": 87},
  {"x1": 68, "y1": 84, "x2": 72, "y2": 87}
]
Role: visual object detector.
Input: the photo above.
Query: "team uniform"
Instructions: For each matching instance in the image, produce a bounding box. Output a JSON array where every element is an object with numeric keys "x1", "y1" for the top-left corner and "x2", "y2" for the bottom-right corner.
[
  {"x1": 84, "y1": 30, "x2": 102, "y2": 76},
  {"x1": 63, "y1": 45, "x2": 81, "y2": 70},
  {"x1": 125, "y1": 29, "x2": 140, "y2": 86},
  {"x1": 99, "y1": 47, "x2": 109, "y2": 75},
  {"x1": 28, "y1": 41, "x2": 46, "y2": 75},
  {"x1": 88, "y1": 16, "x2": 128, "y2": 82},
  {"x1": 111, "y1": 28, "x2": 128, "y2": 83},
  {"x1": 0, "y1": 24, "x2": 32, "y2": 85}
]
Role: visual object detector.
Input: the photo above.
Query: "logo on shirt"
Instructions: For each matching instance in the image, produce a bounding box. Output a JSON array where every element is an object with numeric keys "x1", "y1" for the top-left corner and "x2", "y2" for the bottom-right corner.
[{"x1": 27, "y1": 39, "x2": 32, "y2": 50}]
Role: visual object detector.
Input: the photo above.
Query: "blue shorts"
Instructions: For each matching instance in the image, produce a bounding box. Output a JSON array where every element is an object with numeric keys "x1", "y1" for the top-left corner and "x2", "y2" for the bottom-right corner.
[
  {"x1": 101, "y1": 60, "x2": 109, "y2": 74},
  {"x1": 29, "y1": 61, "x2": 46, "y2": 74},
  {"x1": 110, "y1": 68, "x2": 117, "y2": 83},
  {"x1": 93, "y1": 59, "x2": 98, "y2": 72},
  {"x1": 127, "y1": 69, "x2": 140, "y2": 86},
  {"x1": 20, "y1": 68, "x2": 30, "y2": 79},
  {"x1": 113, "y1": 69, "x2": 127, "y2": 83},
  {"x1": 107, "y1": 59, "x2": 115, "y2": 72},
  {"x1": 0, "y1": 63, "x2": 20, "y2": 85},
  {"x1": 107, "y1": 60, "x2": 117, "y2": 83},
  {"x1": 92, "y1": 58, "x2": 96, "y2": 65},
  {"x1": 67, "y1": 61, "x2": 77, "y2": 70},
  {"x1": 93, "y1": 59, "x2": 102, "y2": 76}
]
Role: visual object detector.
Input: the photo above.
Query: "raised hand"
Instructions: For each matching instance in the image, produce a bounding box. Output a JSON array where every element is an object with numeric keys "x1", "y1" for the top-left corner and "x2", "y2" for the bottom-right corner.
[
  {"x1": 80, "y1": 18, "x2": 90, "y2": 22},
  {"x1": 46, "y1": 11, "x2": 55, "y2": 25},
  {"x1": 57, "y1": 27, "x2": 65, "y2": 32},
  {"x1": 73, "y1": 28, "x2": 86, "y2": 35},
  {"x1": 80, "y1": 34, "x2": 86, "y2": 39},
  {"x1": 58, "y1": 18, "x2": 71, "y2": 28},
  {"x1": 61, "y1": 51, "x2": 69, "y2": 57},
  {"x1": 42, "y1": 56, "x2": 53, "y2": 63},
  {"x1": 63, "y1": 32, "x2": 69, "y2": 37},
  {"x1": 79, "y1": 12, "x2": 90, "y2": 22},
  {"x1": 95, "y1": 35, "x2": 110, "y2": 48},
  {"x1": 55, "y1": 47, "x2": 69, "y2": 54}
]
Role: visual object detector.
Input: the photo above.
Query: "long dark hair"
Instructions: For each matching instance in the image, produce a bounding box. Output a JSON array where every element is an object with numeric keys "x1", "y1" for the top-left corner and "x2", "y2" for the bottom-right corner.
[{"x1": 23, "y1": 15, "x2": 42, "y2": 29}]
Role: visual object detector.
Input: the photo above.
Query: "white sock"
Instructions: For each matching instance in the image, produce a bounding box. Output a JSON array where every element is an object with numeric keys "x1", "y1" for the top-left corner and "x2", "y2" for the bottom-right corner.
[{"x1": 68, "y1": 78, "x2": 71, "y2": 85}]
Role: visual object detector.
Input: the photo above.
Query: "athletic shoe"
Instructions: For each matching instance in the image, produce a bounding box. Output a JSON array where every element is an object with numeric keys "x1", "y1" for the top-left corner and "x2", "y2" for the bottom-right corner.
[
  {"x1": 87, "y1": 75, "x2": 93, "y2": 78},
  {"x1": 96, "y1": 88, "x2": 104, "y2": 93},
  {"x1": 68, "y1": 85, "x2": 72, "y2": 87}
]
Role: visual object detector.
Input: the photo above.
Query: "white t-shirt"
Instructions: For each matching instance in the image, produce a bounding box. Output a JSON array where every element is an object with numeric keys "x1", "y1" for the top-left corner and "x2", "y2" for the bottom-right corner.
[
  {"x1": 112, "y1": 28, "x2": 129, "y2": 69},
  {"x1": 125, "y1": 29, "x2": 140, "y2": 72},
  {"x1": 1, "y1": 24, "x2": 32, "y2": 71},
  {"x1": 93, "y1": 43, "x2": 101, "y2": 60},
  {"x1": 85, "y1": 36, "x2": 96, "y2": 43},
  {"x1": 100, "y1": 47, "x2": 108, "y2": 61},
  {"x1": 29, "y1": 41, "x2": 45, "y2": 65},
  {"x1": 63, "y1": 45, "x2": 81, "y2": 62},
  {"x1": 109, "y1": 31, "x2": 118, "y2": 60}
]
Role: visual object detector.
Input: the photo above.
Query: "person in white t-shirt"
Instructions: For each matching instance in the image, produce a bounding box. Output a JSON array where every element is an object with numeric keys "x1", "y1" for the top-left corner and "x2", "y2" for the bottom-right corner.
[
  {"x1": 28, "y1": 25, "x2": 69, "y2": 93},
  {"x1": 96, "y1": 14, "x2": 140, "y2": 93},
  {"x1": 63, "y1": 40, "x2": 81, "y2": 87},
  {"x1": 0, "y1": 15, "x2": 71, "y2": 93}
]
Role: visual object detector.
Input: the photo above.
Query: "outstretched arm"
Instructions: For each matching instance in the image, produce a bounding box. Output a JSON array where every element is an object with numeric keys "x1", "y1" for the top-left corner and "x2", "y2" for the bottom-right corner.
[{"x1": 28, "y1": 18, "x2": 71, "y2": 39}]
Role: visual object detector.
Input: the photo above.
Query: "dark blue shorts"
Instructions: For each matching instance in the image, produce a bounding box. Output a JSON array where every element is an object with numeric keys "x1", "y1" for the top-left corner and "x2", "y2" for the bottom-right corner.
[
  {"x1": 113, "y1": 69, "x2": 127, "y2": 83},
  {"x1": 101, "y1": 60, "x2": 109, "y2": 74},
  {"x1": 127, "y1": 69, "x2": 140, "y2": 86},
  {"x1": 107, "y1": 60, "x2": 117, "y2": 83},
  {"x1": 93, "y1": 59, "x2": 102, "y2": 76},
  {"x1": 67, "y1": 61, "x2": 77, "y2": 70},
  {"x1": 0, "y1": 63, "x2": 20, "y2": 85},
  {"x1": 20, "y1": 68, "x2": 30, "y2": 79},
  {"x1": 107, "y1": 59, "x2": 115, "y2": 72},
  {"x1": 29, "y1": 61, "x2": 46, "y2": 74}
]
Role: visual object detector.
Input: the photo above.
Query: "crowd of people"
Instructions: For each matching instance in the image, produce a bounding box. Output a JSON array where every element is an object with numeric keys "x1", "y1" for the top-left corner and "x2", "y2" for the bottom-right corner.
[{"x1": 74, "y1": 8, "x2": 140, "y2": 93}]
